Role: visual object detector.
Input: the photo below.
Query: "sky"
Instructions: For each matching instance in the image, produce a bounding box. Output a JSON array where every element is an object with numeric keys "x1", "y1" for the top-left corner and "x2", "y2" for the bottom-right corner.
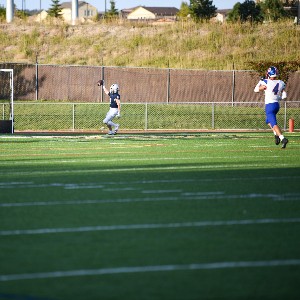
[{"x1": 0, "y1": 0, "x2": 238, "y2": 11}]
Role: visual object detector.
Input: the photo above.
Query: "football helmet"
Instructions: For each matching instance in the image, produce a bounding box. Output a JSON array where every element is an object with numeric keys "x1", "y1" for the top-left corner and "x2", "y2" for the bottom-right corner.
[
  {"x1": 267, "y1": 66, "x2": 279, "y2": 78},
  {"x1": 110, "y1": 83, "x2": 119, "y2": 94}
]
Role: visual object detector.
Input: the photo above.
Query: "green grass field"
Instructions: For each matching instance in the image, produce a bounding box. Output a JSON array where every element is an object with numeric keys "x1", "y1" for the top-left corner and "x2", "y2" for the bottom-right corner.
[{"x1": 0, "y1": 132, "x2": 300, "y2": 300}]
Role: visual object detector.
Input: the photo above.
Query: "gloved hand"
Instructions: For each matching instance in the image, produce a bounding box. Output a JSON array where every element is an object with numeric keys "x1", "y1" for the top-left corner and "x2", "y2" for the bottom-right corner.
[{"x1": 97, "y1": 79, "x2": 104, "y2": 86}]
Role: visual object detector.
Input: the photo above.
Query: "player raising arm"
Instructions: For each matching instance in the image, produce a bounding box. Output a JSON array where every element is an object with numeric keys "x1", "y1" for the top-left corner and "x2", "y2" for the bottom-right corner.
[
  {"x1": 97, "y1": 80, "x2": 121, "y2": 135},
  {"x1": 254, "y1": 66, "x2": 288, "y2": 148}
]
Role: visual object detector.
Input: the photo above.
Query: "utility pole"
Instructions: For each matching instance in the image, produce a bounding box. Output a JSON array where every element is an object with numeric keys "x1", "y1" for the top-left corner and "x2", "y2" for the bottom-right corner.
[
  {"x1": 6, "y1": 0, "x2": 14, "y2": 23},
  {"x1": 72, "y1": 0, "x2": 78, "y2": 25}
]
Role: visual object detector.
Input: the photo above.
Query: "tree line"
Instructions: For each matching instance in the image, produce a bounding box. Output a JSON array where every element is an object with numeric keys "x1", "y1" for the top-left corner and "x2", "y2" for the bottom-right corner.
[{"x1": 178, "y1": 0, "x2": 298, "y2": 23}]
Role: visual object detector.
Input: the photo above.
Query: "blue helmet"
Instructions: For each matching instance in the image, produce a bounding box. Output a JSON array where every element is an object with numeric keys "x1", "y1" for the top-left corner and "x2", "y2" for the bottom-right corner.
[{"x1": 267, "y1": 66, "x2": 279, "y2": 78}]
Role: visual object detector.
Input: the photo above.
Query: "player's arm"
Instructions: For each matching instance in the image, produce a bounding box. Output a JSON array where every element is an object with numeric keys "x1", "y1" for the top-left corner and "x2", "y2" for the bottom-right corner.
[
  {"x1": 281, "y1": 89, "x2": 287, "y2": 100},
  {"x1": 254, "y1": 79, "x2": 266, "y2": 92},
  {"x1": 102, "y1": 85, "x2": 109, "y2": 95},
  {"x1": 116, "y1": 99, "x2": 121, "y2": 117}
]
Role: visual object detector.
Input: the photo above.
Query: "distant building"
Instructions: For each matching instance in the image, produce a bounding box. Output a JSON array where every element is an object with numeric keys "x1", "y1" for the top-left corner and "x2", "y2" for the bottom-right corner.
[
  {"x1": 120, "y1": 7, "x2": 136, "y2": 19},
  {"x1": 60, "y1": 1, "x2": 97, "y2": 22},
  {"x1": 126, "y1": 6, "x2": 179, "y2": 21},
  {"x1": 213, "y1": 9, "x2": 231, "y2": 23},
  {"x1": 35, "y1": 10, "x2": 48, "y2": 22},
  {"x1": 34, "y1": 1, "x2": 98, "y2": 23}
]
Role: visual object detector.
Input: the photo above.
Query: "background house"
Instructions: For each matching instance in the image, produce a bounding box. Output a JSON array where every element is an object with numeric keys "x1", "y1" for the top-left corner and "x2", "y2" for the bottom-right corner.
[
  {"x1": 34, "y1": 9, "x2": 48, "y2": 22},
  {"x1": 60, "y1": 1, "x2": 97, "y2": 22},
  {"x1": 120, "y1": 7, "x2": 137, "y2": 19},
  {"x1": 213, "y1": 9, "x2": 231, "y2": 23},
  {"x1": 33, "y1": 1, "x2": 98, "y2": 23},
  {"x1": 126, "y1": 6, "x2": 179, "y2": 21}
]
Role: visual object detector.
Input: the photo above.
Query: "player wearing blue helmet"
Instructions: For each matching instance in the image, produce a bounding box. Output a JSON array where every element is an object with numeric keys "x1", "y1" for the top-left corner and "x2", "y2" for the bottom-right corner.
[{"x1": 254, "y1": 66, "x2": 288, "y2": 148}]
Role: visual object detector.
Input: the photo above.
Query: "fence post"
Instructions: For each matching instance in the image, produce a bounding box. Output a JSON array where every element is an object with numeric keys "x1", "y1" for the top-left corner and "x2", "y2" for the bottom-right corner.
[
  {"x1": 145, "y1": 103, "x2": 148, "y2": 130},
  {"x1": 35, "y1": 55, "x2": 38, "y2": 101},
  {"x1": 232, "y1": 68, "x2": 235, "y2": 107},
  {"x1": 284, "y1": 101, "x2": 287, "y2": 131},
  {"x1": 72, "y1": 103, "x2": 75, "y2": 131},
  {"x1": 212, "y1": 102, "x2": 215, "y2": 129},
  {"x1": 101, "y1": 66, "x2": 104, "y2": 103},
  {"x1": 167, "y1": 68, "x2": 170, "y2": 103}
]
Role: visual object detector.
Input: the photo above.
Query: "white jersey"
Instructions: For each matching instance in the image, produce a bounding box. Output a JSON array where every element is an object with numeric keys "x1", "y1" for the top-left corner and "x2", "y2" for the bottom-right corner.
[{"x1": 254, "y1": 79, "x2": 286, "y2": 104}]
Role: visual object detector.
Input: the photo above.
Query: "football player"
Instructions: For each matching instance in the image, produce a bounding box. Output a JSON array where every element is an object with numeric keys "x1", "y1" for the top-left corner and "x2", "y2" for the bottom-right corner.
[
  {"x1": 98, "y1": 80, "x2": 121, "y2": 135},
  {"x1": 254, "y1": 66, "x2": 288, "y2": 148}
]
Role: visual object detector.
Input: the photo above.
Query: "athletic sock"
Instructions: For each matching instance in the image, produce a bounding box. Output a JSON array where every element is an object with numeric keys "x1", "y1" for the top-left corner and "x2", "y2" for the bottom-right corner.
[{"x1": 279, "y1": 135, "x2": 284, "y2": 141}]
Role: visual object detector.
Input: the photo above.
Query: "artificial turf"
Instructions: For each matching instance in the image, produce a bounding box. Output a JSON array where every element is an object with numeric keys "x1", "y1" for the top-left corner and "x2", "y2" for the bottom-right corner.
[{"x1": 0, "y1": 132, "x2": 299, "y2": 300}]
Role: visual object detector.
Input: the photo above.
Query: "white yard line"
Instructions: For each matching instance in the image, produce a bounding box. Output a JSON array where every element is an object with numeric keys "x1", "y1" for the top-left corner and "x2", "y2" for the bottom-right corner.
[
  {"x1": 0, "y1": 163, "x2": 298, "y2": 177},
  {"x1": 1, "y1": 192, "x2": 299, "y2": 208},
  {"x1": 0, "y1": 155, "x2": 284, "y2": 165},
  {"x1": 1, "y1": 259, "x2": 300, "y2": 282},
  {"x1": 0, "y1": 176, "x2": 299, "y2": 190},
  {"x1": 1, "y1": 218, "x2": 300, "y2": 236}
]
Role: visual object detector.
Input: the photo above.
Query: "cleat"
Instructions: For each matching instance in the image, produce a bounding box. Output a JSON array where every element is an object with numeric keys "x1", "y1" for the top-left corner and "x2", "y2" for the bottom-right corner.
[
  {"x1": 114, "y1": 124, "x2": 119, "y2": 134},
  {"x1": 275, "y1": 135, "x2": 280, "y2": 145},
  {"x1": 281, "y1": 138, "x2": 288, "y2": 149},
  {"x1": 107, "y1": 131, "x2": 114, "y2": 136}
]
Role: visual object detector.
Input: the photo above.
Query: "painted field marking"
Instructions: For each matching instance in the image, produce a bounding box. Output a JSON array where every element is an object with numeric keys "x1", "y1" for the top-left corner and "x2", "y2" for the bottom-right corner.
[
  {"x1": 1, "y1": 259, "x2": 300, "y2": 281},
  {"x1": 0, "y1": 154, "x2": 285, "y2": 165},
  {"x1": 0, "y1": 163, "x2": 298, "y2": 177},
  {"x1": 1, "y1": 218, "x2": 300, "y2": 236},
  {"x1": 0, "y1": 176, "x2": 299, "y2": 190},
  {"x1": 1, "y1": 192, "x2": 300, "y2": 208}
]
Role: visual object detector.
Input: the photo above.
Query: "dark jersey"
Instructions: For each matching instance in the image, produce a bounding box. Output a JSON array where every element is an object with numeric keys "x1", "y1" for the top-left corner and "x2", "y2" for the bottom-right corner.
[{"x1": 108, "y1": 93, "x2": 120, "y2": 108}]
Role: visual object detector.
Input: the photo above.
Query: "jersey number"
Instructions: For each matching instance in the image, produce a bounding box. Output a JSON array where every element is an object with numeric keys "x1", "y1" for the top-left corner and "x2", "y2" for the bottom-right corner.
[{"x1": 272, "y1": 83, "x2": 280, "y2": 95}]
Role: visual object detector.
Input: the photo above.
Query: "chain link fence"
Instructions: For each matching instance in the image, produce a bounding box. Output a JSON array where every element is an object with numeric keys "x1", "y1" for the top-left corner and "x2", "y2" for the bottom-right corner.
[
  {"x1": 0, "y1": 63, "x2": 299, "y2": 132},
  {"x1": 1, "y1": 101, "x2": 299, "y2": 132}
]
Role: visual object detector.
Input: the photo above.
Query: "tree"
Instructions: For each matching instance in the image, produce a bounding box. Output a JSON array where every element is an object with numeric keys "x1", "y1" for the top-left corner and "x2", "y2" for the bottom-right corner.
[
  {"x1": 106, "y1": 0, "x2": 118, "y2": 18},
  {"x1": 177, "y1": 1, "x2": 190, "y2": 19},
  {"x1": 189, "y1": 0, "x2": 217, "y2": 21},
  {"x1": 0, "y1": 6, "x2": 5, "y2": 22},
  {"x1": 227, "y1": 2, "x2": 242, "y2": 22},
  {"x1": 48, "y1": 0, "x2": 62, "y2": 18},
  {"x1": 260, "y1": 0, "x2": 287, "y2": 22},
  {"x1": 227, "y1": 0, "x2": 262, "y2": 23},
  {"x1": 240, "y1": 0, "x2": 262, "y2": 22},
  {"x1": 248, "y1": 60, "x2": 300, "y2": 84}
]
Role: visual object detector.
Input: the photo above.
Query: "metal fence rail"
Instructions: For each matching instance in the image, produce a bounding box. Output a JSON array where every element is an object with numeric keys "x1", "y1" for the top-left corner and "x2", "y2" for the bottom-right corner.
[{"x1": 1, "y1": 102, "x2": 299, "y2": 132}]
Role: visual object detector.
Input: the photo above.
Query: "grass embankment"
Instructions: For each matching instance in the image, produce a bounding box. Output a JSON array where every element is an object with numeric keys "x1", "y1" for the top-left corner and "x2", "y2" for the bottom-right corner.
[{"x1": 0, "y1": 19, "x2": 299, "y2": 69}]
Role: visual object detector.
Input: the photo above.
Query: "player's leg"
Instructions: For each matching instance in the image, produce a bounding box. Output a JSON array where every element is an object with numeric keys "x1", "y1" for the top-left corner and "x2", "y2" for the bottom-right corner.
[
  {"x1": 103, "y1": 109, "x2": 119, "y2": 135},
  {"x1": 109, "y1": 109, "x2": 119, "y2": 134},
  {"x1": 273, "y1": 124, "x2": 288, "y2": 148},
  {"x1": 103, "y1": 110, "x2": 114, "y2": 134},
  {"x1": 266, "y1": 103, "x2": 288, "y2": 148},
  {"x1": 267, "y1": 122, "x2": 280, "y2": 145}
]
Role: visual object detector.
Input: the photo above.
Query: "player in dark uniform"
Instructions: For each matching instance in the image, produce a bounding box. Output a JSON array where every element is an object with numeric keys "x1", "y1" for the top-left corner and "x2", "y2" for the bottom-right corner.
[{"x1": 98, "y1": 80, "x2": 121, "y2": 135}]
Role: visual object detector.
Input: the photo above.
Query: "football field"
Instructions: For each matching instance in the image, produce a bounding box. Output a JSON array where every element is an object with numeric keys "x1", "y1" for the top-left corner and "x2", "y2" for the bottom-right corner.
[{"x1": 0, "y1": 132, "x2": 300, "y2": 300}]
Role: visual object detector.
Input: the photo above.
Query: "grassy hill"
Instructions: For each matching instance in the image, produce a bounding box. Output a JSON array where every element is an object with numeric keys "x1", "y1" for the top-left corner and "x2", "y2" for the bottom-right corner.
[{"x1": 0, "y1": 19, "x2": 299, "y2": 70}]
